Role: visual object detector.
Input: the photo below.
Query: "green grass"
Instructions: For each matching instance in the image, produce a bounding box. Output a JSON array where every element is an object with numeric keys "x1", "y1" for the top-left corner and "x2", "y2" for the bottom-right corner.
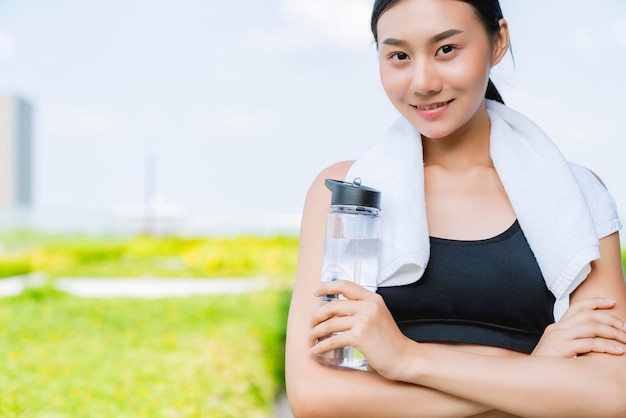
[
  {"x1": 0, "y1": 287, "x2": 291, "y2": 418},
  {"x1": 0, "y1": 229, "x2": 297, "y2": 417}
]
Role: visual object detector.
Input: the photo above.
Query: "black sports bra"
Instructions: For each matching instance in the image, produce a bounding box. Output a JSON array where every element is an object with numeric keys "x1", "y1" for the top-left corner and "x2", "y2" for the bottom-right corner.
[{"x1": 376, "y1": 220, "x2": 555, "y2": 354}]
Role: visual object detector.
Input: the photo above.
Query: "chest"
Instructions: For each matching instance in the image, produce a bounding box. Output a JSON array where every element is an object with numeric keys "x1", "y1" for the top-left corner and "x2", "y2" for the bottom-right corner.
[
  {"x1": 424, "y1": 165, "x2": 516, "y2": 240},
  {"x1": 377, "y1": 222, "x2": 556, "y2": 353}
]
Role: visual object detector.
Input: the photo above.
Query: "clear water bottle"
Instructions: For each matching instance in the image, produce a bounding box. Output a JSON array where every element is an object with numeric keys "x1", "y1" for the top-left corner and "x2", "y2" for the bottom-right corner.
[{"x1": 315, "y1": 178, "x2": 382, "y2": 371}]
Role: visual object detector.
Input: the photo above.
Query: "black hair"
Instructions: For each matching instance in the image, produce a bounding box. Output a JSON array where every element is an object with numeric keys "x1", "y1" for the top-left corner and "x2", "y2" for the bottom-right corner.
[{"x1": 371, "y1": 0, "x2": 506, "y2": 104}]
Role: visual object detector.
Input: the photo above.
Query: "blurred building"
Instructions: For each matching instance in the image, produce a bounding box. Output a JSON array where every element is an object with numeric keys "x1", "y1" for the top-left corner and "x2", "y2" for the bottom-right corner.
[{"x1": 0, "y1": 94, "x2": 33, "y2": 207}]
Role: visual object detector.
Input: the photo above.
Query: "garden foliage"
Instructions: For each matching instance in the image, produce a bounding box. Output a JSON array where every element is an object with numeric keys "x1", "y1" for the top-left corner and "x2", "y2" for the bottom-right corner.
[{"x1": 0, "y1": 230, "x2": 297, "y2": 417}]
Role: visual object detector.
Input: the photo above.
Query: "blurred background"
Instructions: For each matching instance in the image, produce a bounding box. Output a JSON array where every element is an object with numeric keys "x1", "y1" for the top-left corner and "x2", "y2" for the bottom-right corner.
[
  {"x1": 0, "y1": 0, "x2": 624, "y2": 236},
  {"x1": 0, "y1": 1, "x2": 625, "y2": 417}
]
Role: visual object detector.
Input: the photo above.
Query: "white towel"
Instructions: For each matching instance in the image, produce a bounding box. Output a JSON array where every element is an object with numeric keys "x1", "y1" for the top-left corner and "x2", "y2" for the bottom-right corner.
[{"x1": 347, "y1": 100, "x2": 621, "y2": 301}]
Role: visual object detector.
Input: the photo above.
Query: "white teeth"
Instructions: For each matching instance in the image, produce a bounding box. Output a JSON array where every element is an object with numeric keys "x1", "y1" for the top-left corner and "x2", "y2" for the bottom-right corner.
[{"x1": 417, "y1": 102, "x2": 445, "y2": 110}]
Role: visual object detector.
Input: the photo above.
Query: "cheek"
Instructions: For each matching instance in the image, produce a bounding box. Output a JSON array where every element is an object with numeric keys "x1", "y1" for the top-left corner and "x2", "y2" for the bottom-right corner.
[
  {"x1": 443, "y1": 50, "x2": 491, "y2": 90},
  {"x1": 379, "y1": 64, "x2": 407, "y2": 100}
]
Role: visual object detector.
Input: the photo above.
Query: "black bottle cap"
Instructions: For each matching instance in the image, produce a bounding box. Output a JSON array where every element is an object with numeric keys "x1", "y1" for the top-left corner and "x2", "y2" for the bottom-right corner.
[{"x1": 325, "y1": 178, "x2": 381, "y2": 209}]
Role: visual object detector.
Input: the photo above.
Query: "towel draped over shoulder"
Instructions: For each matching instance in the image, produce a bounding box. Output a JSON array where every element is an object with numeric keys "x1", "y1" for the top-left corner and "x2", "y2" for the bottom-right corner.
[{"x1": 346, "y1": 100, "x2": 621, "y2": 318}]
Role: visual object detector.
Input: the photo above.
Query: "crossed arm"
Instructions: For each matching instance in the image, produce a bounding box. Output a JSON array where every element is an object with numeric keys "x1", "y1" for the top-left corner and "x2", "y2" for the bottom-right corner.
[{"x1": 286, "y1": 162, "x2": 626, "y2": 418}]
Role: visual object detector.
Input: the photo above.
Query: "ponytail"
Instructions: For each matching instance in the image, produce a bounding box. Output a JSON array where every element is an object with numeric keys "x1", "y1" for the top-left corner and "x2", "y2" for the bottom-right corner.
[{"x1": 486, "y1": 78, "x2": 504, "y2": 104}]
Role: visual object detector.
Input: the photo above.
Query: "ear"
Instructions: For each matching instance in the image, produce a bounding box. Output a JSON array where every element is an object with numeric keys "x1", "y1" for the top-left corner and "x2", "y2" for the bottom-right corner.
[{"x1": 491, "y1": 18, "x2": 510, "y2": 67}]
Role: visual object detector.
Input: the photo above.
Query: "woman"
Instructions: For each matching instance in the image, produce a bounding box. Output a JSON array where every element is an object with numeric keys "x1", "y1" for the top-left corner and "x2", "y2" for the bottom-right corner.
[{"x1": 285, "y1": 1, "x2": 626, "y2": 417}]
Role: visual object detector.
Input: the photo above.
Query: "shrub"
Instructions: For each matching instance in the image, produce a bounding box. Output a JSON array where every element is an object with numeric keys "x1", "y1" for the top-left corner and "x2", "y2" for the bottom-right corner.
[{"x1": 0, "y1": 255, "x2": 32, "y2": 278}]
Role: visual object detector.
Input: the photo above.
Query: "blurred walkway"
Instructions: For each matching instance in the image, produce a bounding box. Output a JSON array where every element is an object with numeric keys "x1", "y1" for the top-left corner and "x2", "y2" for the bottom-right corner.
[
  {"x1": 0, "y1": 274, "x2": 267, "y2": 298},
  {"x1": 55, "y1": 277, "x2": 267, "y2": 298}
]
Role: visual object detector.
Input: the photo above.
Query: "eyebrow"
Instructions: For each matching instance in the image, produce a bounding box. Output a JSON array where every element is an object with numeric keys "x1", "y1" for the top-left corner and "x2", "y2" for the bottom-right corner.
[
  {"x1": 381, "y1": 29, "x2": 464, "y2": 47},
  {"x1": 431, "y1": 29, "x2": 463, "y2": 43}
]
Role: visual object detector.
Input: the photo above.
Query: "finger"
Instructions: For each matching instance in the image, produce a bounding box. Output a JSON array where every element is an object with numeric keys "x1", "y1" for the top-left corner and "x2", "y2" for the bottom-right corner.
[
  {"x1": 310, "y1": 299, "x2": 357, "y2": 328},
  {"x1": 560, "y1": 297, "x2": 617, "y2": 321},
  {"x1": 579, "y1": 323, "x2": 626, "y2": 344},
  {"x1": 569, "y1": 338, "x2": 625, "y2": 356},
  {"x1": 310, "y1": 329, "x2": 355, "y2": 356},
  {"x1": 560, "y1": 297, "x2": 616, "y2": 320},
  {"x1": 559, "y1": 310, "x2": 626, "y2": 335},
  {"x1": 555, "y1": 322, "x2": 626, "y2": 345},
  {"x1": 314, "y1": 279, "x2": 372, "y2": 301},
  {"x1": 582, "y1": 311, "x2": 626, "y2": 332},
  {"x1": 310, "y1": 315, "x2": 354, "y2": 343}
]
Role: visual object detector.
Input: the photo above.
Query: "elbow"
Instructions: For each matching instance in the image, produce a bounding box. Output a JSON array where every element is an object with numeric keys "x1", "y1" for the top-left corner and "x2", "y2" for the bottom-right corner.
[
  {"x1": 286, "y1": 367, "x2": 342, "y2": 418},
  {"x1": 285, "y1": 353, "x2": 324, "y2": 418},
  {"x1": 286, "y1": 379, "x2": 325, "y2": 418},
  {"x1": 285, "y1": 344, "x2": 340, "y2": 417},
  {"x1": 606, "y1": 379, "x2": 626, "y2": 418},
  {"x1": 593, "y1": 372, "x2": 626, "y2": 418},
  {"x1": 285, "y1": 382, "x2": 307, "y2": 418},
  {"x1": 604, "y1": 397, "x2": 626, "y2": 418}
]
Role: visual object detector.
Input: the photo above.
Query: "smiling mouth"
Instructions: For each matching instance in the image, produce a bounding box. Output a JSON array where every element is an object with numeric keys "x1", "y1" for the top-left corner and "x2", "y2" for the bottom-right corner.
[{"x1": 413, "y1": 100, "x2": 452, "y2": 110}]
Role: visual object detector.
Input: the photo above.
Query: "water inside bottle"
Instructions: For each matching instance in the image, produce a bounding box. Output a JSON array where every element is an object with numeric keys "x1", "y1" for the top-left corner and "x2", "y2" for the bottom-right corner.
[
  {"x1": 315, "y1": 338, "x2": 368, "y2": 370},
  {"x1": 315, "y1": 237, "x2": 380, "y2": 370},
  {"x1": 321, "y1": 237, "x2": 380, "y2": 291}
]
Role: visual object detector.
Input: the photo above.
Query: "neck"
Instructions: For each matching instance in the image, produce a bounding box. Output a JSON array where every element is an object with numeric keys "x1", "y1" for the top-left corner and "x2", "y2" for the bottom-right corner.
[{"x1": 422, "y1": 103, "x2": 493, "y2": 170}]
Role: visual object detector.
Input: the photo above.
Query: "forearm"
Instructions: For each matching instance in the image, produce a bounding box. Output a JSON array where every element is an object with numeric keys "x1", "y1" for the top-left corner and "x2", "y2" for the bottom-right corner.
[
  {"x1": 398, "y1": 344, "x2": 626, "y2": 418},
  {"x1": 399, "y1": 234, "x2": 626, "y2": 418},
  {"x1": 286, "y1": 357, "x2": 496, "y2": 418},
  {"x1": 287, "y1": 288, "x2": 502, "y2": 417}
]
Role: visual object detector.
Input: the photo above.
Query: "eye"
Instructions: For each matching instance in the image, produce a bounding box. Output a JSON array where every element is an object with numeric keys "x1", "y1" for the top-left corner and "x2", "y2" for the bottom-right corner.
[
  {"x1": 389, "y1": 51, "x2": 410, "y2": 61},
  {"x1": 436, "y1": 45, "x2": 455, "y2": 56}
]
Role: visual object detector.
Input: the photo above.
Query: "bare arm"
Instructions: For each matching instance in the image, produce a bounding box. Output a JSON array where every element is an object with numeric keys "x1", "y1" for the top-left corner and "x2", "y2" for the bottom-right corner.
[
  {"x1": 286, "y1": 162, "x2": 499, "y2": 418},
  {"x1": 312, "y1": 233, "x2": 626, "y2": 417}
]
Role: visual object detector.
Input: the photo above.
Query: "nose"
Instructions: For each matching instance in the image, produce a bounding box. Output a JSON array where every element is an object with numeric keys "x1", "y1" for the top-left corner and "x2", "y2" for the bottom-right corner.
[{"x1": 409, "y1": 60, "x2": 442, "y2": 96}]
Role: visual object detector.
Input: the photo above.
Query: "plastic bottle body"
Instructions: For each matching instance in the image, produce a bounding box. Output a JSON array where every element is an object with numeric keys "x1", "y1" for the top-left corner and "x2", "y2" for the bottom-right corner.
[{"x1": 315, "y1": 205, "x2": 382, "y2": 370}]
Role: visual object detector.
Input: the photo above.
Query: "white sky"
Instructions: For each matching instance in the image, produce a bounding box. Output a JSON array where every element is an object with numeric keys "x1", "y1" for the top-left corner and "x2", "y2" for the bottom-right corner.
[{"x1": 0, "y1": 0, "x2": 625, "y2": 224}]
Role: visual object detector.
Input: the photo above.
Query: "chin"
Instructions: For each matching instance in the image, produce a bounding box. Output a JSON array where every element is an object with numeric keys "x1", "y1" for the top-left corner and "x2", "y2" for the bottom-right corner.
[
  {"x1": 404, "y1": 118, "x2": 455, "y2": 139},
  {"x1": 420, "y1": 131, "x2": 455, "y2": 140}
]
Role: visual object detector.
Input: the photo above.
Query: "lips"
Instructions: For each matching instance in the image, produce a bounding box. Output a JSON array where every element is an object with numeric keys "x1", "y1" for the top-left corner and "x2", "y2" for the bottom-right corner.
[
  {"x1": 410, "y1": 99, "x2": 453, "y2": 121},
  {"x1": 412, "y1": 100, "x2": 452, "y2": 110}
]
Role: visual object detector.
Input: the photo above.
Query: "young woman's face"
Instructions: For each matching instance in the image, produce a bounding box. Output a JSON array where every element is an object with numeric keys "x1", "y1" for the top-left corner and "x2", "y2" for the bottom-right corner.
[{"x1": 377, "y1": 0, "x2": 503, "y2": 139}]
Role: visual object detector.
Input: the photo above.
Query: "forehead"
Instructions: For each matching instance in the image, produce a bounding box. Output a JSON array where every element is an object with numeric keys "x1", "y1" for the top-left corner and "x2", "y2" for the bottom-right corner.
[{"x1": 377, "y1": 0, "x2": 482, "y2": 41}]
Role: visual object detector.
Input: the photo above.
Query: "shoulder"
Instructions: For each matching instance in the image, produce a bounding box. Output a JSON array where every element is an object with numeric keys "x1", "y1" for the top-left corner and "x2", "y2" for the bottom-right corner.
[
  {"x1": 569, "y1": 163, "x2": 606, "y2": 187},
  {"x1": 319, "y1": 160, "x2": 355, "y2": 181},
  {"x1": 568, "y1": 162, "x2": 622, "y2": 239},
  {"x1": 568, "y1": 163, "x2": 611, "y2": 199},
  {"x1": 305, "y1": 161, "x2": 355, "y2": 202},
  {"x1": 300, "y1": 160, "x2": 355, "y2": 223}
]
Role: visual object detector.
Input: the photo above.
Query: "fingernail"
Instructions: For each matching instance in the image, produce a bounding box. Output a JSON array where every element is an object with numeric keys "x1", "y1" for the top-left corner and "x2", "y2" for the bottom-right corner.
[
  {"x1": 615, "y1": 346, "x2": 624, "y2": 354},
  {"x1": 605, "y1": 298, "x2": 616, "y2": 304}
]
